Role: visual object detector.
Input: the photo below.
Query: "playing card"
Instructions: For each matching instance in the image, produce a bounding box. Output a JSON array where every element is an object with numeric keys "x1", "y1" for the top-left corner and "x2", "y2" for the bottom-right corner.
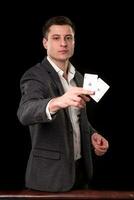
[
  {"x1": 90, "y1": 78, "x2": 110, "y2": 102},
  {"x1": 83, "y1": 73, "x2": 98, "y2": 91}
]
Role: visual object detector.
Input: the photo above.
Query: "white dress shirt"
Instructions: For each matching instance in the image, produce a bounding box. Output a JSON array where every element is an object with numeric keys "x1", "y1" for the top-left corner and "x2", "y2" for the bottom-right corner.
[{"x1": 46, "y1": 56, "x2": 81, "y2": 160}]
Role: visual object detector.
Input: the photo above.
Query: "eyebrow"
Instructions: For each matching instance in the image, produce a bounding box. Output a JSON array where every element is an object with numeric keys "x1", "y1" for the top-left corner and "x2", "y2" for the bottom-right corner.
[{"x1": 51, "y1": 34, "x2": 73, "y2": 37}]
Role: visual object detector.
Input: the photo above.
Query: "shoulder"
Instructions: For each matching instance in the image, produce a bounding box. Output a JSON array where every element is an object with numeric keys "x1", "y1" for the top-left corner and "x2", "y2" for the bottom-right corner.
[{"x1": 20, "y1": 57, "x2": 50, "y2": 81}]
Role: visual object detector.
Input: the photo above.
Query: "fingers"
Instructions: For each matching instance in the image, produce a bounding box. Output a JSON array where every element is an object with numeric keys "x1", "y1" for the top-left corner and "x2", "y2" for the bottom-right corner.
[
  {"x1": 94, "y1": 148, "x2": 107, "y2": 156},
  {"x1": 61, "y1": 87, "x2": 94, "y2": 108},
  {"x1": 68, "y1": 95, "x2": 86, "y2": 108},
  {"x1": 91, "y1": 132, "x2": 109, "y2": 156},
  {"x1": 71, "y1": 87, "x2": 95, "y2": 96},
  {"x1": 94, "y1": 144, "x2": 109, "y2": 156}
]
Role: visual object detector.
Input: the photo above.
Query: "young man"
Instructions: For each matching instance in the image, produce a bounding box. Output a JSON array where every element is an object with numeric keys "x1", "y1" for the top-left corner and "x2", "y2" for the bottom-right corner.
[{"x1": 17, "y1": 16, "x2": 109, "y2": 192}]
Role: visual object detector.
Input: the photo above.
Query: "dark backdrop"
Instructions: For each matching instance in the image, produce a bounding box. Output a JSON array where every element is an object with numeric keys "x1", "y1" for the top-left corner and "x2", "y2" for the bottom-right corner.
[{"x1": 0, "y1": 2, "x2": 133, "y2": 190}]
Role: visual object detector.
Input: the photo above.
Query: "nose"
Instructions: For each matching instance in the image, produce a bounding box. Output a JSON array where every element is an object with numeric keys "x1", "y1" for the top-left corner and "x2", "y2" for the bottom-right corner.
[{"x1": 60, "y1": 38, "x2": 67, "y2": 46}]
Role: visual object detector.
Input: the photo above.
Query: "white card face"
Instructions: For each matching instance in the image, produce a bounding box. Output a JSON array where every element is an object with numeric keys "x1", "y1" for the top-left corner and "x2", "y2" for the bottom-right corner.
[
  {"x1": 90, "y1": 78, "x2": 110, "y2": 102},
  {"x1": 83, "y1": 73, "x2": 98, "y2": 91},
  {"x1": 83, "y1": 73, "x2": 110, "y2": 102}
]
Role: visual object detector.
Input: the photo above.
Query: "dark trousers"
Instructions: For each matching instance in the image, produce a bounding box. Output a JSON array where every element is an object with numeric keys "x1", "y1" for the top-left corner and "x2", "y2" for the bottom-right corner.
[{"x1": 72, "y1": 158, "x2": 89, "y2": 189}]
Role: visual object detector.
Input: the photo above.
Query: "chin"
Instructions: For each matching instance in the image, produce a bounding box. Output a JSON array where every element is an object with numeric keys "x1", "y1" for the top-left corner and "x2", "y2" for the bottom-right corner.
[{"x1": 59, "y1": 55, "x2": 71, "y2": 60}]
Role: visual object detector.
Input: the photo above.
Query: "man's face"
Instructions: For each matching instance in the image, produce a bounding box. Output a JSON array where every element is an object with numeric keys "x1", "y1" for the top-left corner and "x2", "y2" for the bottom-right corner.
[{"x1": 43, "y1": 25, "x2": 75, "y2": 62}]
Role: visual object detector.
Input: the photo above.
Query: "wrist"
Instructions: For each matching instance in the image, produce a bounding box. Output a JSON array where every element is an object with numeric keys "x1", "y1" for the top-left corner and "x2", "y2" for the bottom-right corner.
[{"x1": 49, "y1": 97, "x2": 62, "y2": 112}]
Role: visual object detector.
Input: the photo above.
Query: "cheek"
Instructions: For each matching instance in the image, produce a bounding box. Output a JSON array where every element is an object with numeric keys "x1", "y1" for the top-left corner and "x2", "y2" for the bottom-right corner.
[
  {"x1": 47, "y1": 42, "x2": 56, "y2": 50},
  {"x1": 47, "y1": 44, "x2": 57, "y2": 56},
  {"x1": 70, "y1": 45, "x2": 75, "y2": 55},
  {"x1": 47, "y1": 44, "x2": 54, "y2": 53}
]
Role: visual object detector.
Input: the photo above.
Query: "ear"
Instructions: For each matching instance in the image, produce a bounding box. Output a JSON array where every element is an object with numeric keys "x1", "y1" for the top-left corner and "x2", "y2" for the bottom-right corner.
[{"x1": 42, "y1": 38, "x2": 48, "y2": 49}]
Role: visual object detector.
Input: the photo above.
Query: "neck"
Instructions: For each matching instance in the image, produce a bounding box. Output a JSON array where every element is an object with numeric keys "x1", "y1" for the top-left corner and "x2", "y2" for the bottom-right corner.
[{"x1": 49, "y1": 56, "x2": 69, "y2": 76}]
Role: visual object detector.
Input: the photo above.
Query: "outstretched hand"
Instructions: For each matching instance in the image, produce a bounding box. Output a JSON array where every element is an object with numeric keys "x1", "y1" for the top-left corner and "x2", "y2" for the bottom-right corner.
[{"x1": 49, "y1": 87, "x2": 94, "y2": 112}]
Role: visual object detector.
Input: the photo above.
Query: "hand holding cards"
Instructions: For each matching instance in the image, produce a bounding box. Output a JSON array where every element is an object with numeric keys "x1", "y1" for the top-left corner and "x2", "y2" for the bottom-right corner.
[{"x1": 83, "y1": 73, "x2": 110, "y2": 102}]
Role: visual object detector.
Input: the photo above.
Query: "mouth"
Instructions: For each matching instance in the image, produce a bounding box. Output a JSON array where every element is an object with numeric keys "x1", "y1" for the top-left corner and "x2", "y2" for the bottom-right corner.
[{"x1": 58, "y1": 50, "x2": 68, "y2": 54}]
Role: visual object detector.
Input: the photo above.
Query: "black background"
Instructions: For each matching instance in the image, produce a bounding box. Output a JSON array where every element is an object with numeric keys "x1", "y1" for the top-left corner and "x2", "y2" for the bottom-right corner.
[{"x1": 0, "y1": 2, "x2": 133, "y2": 190}]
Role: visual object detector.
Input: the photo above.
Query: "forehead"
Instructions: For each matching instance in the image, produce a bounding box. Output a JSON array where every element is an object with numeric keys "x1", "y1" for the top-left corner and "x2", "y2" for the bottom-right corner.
[{"x1": 48, "y1": 25, "x2": 74, "y2": 36}]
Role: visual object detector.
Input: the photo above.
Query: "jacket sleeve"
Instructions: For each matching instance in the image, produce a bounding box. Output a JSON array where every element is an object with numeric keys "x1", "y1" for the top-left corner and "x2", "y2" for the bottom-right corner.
[
  {"x1": 87, "y1": 121, "x2": 97, "y2": 135},
  {"x1": 17, "y1": 71, "x2": 55, "y2": 126}
]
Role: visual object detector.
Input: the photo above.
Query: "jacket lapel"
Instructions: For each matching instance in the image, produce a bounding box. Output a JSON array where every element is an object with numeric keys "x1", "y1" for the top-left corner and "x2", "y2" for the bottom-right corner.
[
  {"x1": 42, "y1": 58, "x2": 71, "y2": 120},
  {"x1": 42, "y1": 58, "x2": 65, "y2": 96},
  {"x1": 74, "y1": 71, "x2": 83, "y2": 87}
]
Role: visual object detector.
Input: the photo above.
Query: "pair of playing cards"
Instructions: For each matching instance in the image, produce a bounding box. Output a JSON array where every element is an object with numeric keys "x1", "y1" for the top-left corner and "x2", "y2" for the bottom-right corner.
[{"x1": 83, "y1": 73, "x2": 110, "y2": 102}]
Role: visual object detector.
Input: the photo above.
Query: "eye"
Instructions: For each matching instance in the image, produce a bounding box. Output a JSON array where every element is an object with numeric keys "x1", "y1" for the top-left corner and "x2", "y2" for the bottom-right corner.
[
  {"x1": 53, "y1": 36, "x2": 60, "y2": 40},
  {"x1": 66, "y1": 36, "x2": 73, "y2": 40}
]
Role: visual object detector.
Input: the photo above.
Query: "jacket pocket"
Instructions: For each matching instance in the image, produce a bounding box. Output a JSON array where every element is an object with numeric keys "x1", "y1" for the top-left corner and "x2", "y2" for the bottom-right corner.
[{"x1": 33, "y1": 149, "x2": 60, "y2": 160}]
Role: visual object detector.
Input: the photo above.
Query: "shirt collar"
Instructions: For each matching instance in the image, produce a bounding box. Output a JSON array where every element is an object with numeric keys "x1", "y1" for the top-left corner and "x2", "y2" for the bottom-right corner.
[{"x1": 47, "y1": 56, "x2": 75, "y2": 81}]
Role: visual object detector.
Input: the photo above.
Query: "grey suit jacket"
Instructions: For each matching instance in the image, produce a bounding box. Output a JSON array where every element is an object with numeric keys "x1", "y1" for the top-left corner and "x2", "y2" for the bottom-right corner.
[{"x1": 17, "y1": 57, "x2": 95, "y2": 192}]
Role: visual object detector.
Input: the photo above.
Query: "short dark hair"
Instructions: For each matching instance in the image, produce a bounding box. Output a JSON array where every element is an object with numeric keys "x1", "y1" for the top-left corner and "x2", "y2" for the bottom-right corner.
[{"x1": 42, "y1": 16, "x2": 75, "y2": 38}]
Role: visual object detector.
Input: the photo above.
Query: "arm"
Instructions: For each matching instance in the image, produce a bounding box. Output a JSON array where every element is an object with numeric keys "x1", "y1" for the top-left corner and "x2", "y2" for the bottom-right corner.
[
  {"x1": 82, "y1": 106, "x2": 109, "y2": 156},
  {"x1": 17, "y1": 76, "x2": 94, "y2": 126},
  {"x1": 17, "y1": 76, "x2": 53, "y2": 125}
]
